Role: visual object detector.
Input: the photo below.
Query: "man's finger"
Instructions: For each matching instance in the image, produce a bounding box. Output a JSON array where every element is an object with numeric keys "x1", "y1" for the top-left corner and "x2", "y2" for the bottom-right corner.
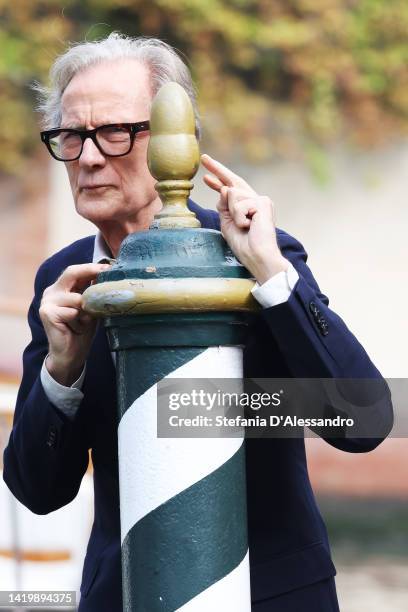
[
  {"x1": 229, "y1": 198, "x2": 255, "y2": 229},
  {"x1": 216, "y1": 186, "x2": 230, "y2": 214},
  {"x1": 55, "y1": 263, "x2": 111, "y2": 291},
  {"x1": 78, "y1": 312, "x2": 95, "y2": 327},
  {"x1": 201, "y1": 154, "x2": 253, "y2": 191},
  {"x1": 42, "y1": 291, "x2": 83, "y2": 310},
  {"x1": 202, "y1": 173, "x2": 223, "y2": 193},
  {"x1": 52, "y1": 307, "x2": 95, "y2": 335},
  {"x1": 68, "y1": 315, "x2": 96, "y2": 336},
  {"x1": 47, "y1": 306, "x2": 85, "y2": 326}
]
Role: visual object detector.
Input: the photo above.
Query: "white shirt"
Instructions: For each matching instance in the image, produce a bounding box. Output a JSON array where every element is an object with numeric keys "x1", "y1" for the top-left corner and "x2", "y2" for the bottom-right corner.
[{"x1": 41, "y1": 231, "x2": 299, "y2": 419}]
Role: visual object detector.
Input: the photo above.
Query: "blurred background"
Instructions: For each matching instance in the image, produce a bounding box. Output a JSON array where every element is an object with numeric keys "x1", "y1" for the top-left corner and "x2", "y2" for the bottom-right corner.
[{"x1": 0, "y1": 1, "x2": 407, "y2": 610}]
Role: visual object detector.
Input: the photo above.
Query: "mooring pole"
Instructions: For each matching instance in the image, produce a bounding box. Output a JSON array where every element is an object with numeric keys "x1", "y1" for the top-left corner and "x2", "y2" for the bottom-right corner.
[{"x1": 83, "y1": 82, "x2": 256, "y2": 611}]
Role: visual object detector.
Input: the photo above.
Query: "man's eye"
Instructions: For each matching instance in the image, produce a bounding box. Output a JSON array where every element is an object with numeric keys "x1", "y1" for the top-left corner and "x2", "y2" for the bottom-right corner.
[
  {"x1": 54, "y1": 132, "x2": 81, "y2": 151},
  {"x1": 100, "y1": 126, "x2": 129, "y2": 140},
  {"x1": 60, "y1": 132, "x2": 77, "y2": 143}
]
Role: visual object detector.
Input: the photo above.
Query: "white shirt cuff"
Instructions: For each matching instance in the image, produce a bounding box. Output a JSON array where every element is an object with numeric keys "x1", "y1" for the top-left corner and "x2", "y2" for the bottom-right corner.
[
  {"x1": 251, "y1": 262, "x2": 299, "y2": 308},
  {"x1": 40, "y1": 357, "x2": 85, "y2": 420}
]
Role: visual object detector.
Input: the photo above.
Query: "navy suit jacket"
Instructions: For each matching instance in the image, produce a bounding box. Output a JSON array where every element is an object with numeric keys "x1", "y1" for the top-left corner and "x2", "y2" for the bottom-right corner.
[{"x1": 3, "y1": 201, "x2": 393, "y2": 610}]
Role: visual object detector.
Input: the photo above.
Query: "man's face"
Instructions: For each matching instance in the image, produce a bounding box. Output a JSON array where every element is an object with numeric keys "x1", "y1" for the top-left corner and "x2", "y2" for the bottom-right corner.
[{"x1": 61, "y1": 59, "x2": 159, "y2": 227}]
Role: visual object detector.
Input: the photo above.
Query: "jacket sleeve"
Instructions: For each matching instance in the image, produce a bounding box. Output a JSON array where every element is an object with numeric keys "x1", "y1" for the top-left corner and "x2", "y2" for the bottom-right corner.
[
  {"x1": 3, "y1": 260, "x2": 90, "y2": 515},
  {"x1": 261, "y1": 230, "x2": 393, "y2": 453}
]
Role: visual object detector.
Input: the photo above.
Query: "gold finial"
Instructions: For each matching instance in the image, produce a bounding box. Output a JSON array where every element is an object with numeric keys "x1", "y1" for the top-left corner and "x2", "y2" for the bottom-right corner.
[{"x1": 147, "y1": 82, "x2": 201, "y2": 228}]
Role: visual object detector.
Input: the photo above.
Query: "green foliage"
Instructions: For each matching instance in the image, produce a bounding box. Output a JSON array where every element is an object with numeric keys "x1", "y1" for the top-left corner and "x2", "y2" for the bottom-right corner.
[{"x1": 1, "y1": 0, "x2": 408, "y2": 174}]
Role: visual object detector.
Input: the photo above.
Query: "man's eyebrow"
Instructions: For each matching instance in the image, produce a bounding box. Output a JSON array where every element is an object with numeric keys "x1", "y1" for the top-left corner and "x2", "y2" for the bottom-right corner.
[
  {"x1": 60, "y1": 122, "x2": 83, "y2": 129},
  {"x1": 59, "y1": 121, "x2": 124, "y2": 130}
]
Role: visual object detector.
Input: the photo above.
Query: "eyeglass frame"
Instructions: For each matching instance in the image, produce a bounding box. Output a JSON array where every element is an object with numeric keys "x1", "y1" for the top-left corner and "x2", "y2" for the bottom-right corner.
[{"x1": 40, "y1": 121, "x2": 150, "y2": 161}]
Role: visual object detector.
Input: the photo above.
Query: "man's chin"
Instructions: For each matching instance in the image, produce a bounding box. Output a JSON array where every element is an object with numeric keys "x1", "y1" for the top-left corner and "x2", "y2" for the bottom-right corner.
[{"x1": 75, "y1": 193, "x2": 120, "y2": 223}]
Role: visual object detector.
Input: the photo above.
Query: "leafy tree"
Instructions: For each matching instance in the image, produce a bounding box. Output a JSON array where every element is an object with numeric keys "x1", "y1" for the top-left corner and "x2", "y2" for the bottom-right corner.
[{"x1": 1, "y1": 0, "x2": 408, "y2": 175}]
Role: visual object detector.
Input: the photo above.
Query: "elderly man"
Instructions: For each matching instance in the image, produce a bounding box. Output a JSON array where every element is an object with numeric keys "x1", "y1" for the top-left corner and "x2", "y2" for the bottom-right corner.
[{"x1": 3, "y1": 33, "x2": 392, "y2": 612}]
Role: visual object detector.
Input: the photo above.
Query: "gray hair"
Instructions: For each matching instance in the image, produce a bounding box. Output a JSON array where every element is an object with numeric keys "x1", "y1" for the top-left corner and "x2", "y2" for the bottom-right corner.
[{"x1": 35, "y1": 32, "x2": 200, "y2": 133}]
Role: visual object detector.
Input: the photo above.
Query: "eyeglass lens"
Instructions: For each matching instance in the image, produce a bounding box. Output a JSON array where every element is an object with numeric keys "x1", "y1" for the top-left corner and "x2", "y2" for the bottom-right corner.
[{"x1": 50, "y1": 125, "x2": 132, "y2": 160}]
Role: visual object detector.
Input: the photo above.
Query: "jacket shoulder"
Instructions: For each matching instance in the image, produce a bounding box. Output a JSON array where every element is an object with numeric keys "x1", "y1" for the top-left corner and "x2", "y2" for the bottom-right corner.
[{"x1": 36, "y1": 235, "x2": 96, "y2": 287}]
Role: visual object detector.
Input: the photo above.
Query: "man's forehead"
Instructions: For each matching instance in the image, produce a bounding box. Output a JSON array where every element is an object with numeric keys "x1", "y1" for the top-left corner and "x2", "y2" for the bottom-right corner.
[{"x1": 60, "y1": 59, "x2": 152, "y2": 126}]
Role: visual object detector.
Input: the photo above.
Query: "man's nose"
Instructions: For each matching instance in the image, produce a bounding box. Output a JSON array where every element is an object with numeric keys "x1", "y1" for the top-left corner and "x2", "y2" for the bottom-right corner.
[{"x1": 79, "y1": 137, "x2": 106, "y2": 167}]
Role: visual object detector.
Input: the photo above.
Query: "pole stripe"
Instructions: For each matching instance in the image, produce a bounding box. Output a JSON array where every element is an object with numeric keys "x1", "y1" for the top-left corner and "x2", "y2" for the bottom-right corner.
[
  {"x1": 117, "y1": 347, "x2": 205, "y2": 418},
  {"x1": 118, "y1": 346, "x2": 251, "y2": 611},
  {"x1": 177, "y1": 551, "x2": 251, "y2": 612},
  {"x1": 122, "y1": 443, "x2": 248, "y2": 612},
  {"x1": 118, "y1": 384, "x2": 243, "y2": 542},
  {"x1": 118, "y1": 347, "x2": 244, "y2": 542}
]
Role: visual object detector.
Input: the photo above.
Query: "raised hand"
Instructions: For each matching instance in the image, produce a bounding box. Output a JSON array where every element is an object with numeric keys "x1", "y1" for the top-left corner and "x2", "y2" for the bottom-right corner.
[
  {"x1": 201, "y1": 154, "x2": 288, "y2": 284},
  {"x1": 39, "y1": 263, "x2": 110, "y2": 386}
]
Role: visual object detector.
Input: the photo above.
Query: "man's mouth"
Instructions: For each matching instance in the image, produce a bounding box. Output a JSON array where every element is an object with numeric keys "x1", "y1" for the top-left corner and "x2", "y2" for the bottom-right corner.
[{"x1": 80, "y1": 184, "x2": 112, "y2": 192}]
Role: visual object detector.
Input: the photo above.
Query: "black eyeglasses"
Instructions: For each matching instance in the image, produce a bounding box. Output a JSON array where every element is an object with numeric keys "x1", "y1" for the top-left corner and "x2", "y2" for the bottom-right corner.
[{"x1": 40, "y1": 121, "x2": 150, "y2": 161}]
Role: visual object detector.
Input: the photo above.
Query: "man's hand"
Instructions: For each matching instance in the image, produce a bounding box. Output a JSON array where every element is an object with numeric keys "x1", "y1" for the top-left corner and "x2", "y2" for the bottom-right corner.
[
  {"x1": 201, "y1": 154, "x2": 289, "y2": 284},
  {"x1": 39, "y1": 263, "x2": 111, "y2": 386}
]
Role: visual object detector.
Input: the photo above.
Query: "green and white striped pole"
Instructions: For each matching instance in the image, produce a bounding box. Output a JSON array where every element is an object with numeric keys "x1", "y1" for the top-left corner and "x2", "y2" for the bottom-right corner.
[{"x1": 83, "y1": 83, "x2": 257, "y2": 611}]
